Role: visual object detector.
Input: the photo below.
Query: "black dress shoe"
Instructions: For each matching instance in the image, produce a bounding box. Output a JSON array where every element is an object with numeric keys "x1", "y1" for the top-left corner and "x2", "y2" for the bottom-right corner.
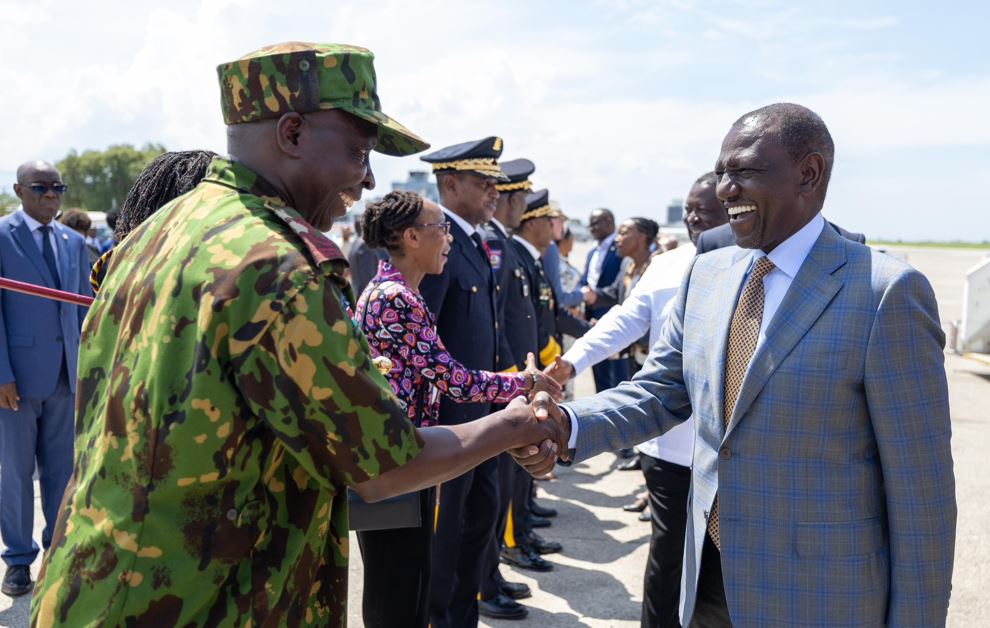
[
  {"x1": 639, "y1": 509, "x2": 651, "y2": 522},
  {"x1": 622, "y1": 497, "x2": 648, "y2": 513},
  {"x1": 529, "y1": 500, "x2": 558, "y2": 518},
  {"x1": 498, "y1": 579, "x2": 532, "y2": 600},
  {"x1": 527, "y1": 532, "x2": 562, "y2": 555},
  {"x1": 617, "y1": 453, "x2": 642, "y2": 471},
  {"x1": 2, "y1": 565, "x2": 32, "y2": 597},
  {"x1": 478, "y1": 594, "x2": 528, "y2": 619},
  {"x1": 500, "y1": 546, "x2": 554, "y2": 572},
  {"x1": 618, "y1": 447, "x2": 636, "y2": 459},
  {"x1": 527, "y1": 515, "x2": 551, "y2": 529}
]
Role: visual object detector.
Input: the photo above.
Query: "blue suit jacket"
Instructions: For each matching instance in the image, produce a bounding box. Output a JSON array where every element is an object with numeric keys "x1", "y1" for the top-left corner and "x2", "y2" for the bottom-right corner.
[
  {"x1": 565, "y1": 225, "x2": 955, "y2": 626},
  {"x1": 0, "y1": 211, "x2": 91, "y2": 397},
  {"x1": 581, "y1": 239, "x2": 621, "y2": 320}
]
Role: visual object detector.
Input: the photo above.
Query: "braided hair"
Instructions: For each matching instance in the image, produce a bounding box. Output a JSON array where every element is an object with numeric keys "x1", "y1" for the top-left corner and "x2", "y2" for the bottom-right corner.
[
  {"x1": 628, "y1": 216, "x2": 659, "y2": 241},
  {"x1": 360, "y1": 191, "x2": 424, "y2": 253},
  {"x1": 116, "y1": 150, "x2": 217, "y2": 241}
]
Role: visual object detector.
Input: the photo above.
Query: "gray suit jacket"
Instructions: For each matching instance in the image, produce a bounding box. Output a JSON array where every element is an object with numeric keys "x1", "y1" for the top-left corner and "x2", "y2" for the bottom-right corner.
[{"x1": 565, "y1": 224, "x2": 955, "y2": 626}]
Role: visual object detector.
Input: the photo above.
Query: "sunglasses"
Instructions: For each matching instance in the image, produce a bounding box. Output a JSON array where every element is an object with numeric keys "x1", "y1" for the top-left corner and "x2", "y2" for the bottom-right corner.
[
  {"x1": 28, "y1": 183, "x2": 68, "y2": 195},
  {"x1": 415, "y1": 221, "x2": 451, "y2": 235}
]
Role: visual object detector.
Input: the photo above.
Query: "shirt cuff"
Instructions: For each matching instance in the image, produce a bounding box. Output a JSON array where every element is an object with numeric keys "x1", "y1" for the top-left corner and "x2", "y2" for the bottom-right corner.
[
  {"x1": 560, "y1": 404, "x2": 579, "y2": 450},
  {"x1": 561, "y1": 347, "x2": 589, "y2": 378}
]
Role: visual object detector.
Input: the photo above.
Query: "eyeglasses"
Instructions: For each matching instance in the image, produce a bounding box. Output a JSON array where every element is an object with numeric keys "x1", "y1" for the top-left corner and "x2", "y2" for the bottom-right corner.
[
  {"x1": 28, "y1": 183, "x2": 68, "y2": 195},
  {"x1": 415, "y1": 222, "x2": 451, "y2": 235}
]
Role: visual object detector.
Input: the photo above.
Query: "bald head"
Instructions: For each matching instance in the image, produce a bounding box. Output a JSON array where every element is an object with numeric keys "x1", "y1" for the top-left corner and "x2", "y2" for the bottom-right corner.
[{"x1": 16, "y1": 161, "x2": 59, "y2": 184}]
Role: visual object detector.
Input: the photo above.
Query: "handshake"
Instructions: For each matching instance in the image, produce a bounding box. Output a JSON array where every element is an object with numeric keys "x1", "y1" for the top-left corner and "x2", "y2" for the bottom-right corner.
[{"x1": 503, "y1": 392, "x2": 571, "y2": 477}]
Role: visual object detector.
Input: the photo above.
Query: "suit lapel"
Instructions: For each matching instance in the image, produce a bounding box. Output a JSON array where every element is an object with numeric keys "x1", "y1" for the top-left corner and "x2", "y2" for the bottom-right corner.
[
  {"x1": 724, "y1": 226, "x2": 847, "y2": 438},
  {"x1": 10, "y1": 213, "x2": 58, "y2": 287},
  {"x1": 53, "y1": 222, "x2": 70, "y2": 290},
  {"x1": 708, "y1": 249, "x2": 751, "y2": 437},
  {"x1": 450, "y1": 221, "x2": 487, "y2": 278}
]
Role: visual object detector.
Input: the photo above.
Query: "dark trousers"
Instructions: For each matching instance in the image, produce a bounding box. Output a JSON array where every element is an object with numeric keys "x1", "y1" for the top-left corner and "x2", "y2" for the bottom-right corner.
[
  {"x1": 356, "y1": 487, "x2": 436, "y2": 628},
  {"x1": 591, "y1": 357, "x2": 629, "y2": 393},
  {"x1": 0, "y1": 363, "x2": 74, "y2": 567},
  {"x1": 430, "y1": 455, "x2": 499, "y2": 628},
  {"x1": 640, "y1": 455, "x2": 691, "y2": 628},
  {"x1": 480, "y1": 453, "x2": 514, "y2": 600},
  {"x1": 688, "y1": 535, "x2": 732, "y2": 628}
]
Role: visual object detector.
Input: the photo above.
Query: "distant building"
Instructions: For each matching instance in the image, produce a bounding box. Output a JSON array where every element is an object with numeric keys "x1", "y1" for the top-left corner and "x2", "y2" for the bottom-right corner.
[
  {"x1": 392, "y1": 170, "x2": 438, "y2": 202},
  {"x1": 664, "y1": 199, "x2": 683, "y2": 226}
]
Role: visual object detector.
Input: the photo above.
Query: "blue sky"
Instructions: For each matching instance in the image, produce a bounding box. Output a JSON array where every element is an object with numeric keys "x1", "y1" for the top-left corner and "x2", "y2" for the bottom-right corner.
[{"x1": 1, "y1": 0, "x2": 987, "y2": 241}]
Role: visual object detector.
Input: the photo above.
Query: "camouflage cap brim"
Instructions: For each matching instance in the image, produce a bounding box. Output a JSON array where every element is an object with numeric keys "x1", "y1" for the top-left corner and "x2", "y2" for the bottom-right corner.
[{"x1": 341, "y1": 106, "x2": 430, "y2": 157}]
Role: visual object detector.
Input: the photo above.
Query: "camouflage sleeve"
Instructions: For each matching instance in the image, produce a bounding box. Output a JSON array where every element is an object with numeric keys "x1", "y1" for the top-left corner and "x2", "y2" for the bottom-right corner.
[{"x1": 234, "y1": 277, "x2": 423, "y2": 488}]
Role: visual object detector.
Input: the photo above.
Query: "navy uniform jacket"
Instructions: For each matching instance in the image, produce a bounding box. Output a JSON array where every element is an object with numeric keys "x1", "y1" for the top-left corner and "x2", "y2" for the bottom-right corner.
[
  {"x1": 511, "y1": 238, "x2": 590, "y2": 367},
  {"x1": 420, "y1": 215, "x2": 500, "y2": 425},
  {"x1": 483, "y1": 222, "x2": 519, "y2": 372}
]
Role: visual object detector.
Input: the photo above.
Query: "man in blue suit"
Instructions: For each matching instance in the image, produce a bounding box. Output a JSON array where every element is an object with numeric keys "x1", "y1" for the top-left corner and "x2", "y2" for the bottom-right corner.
[
  {"x1": 516, "y1": 104, "x2": 956, "y2": 626},
  {"x1": 581, "y1": 208, "x2": 627, "y2": 392},
  {"x1": 0, "y1": 161, "x2": 91, "y2": 597}
]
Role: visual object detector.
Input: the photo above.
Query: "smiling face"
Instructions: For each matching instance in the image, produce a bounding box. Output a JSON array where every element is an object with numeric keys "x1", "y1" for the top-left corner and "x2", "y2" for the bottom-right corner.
[
  {"x1": 14, "y1": 162, "x2": 64, "y2": 224},
  {"x1": 683, "y1": 180, "x2": 728, "y2": 245},
  {"x1": 287, "y1": 110, "x2": 378, "y2": 231},
  {"x1": 714, "y1": 121, "x2": 819, "y2": 252},
  {"x1": 588, "y1": 209, "x2": 614, "y2": 242},
  {"x1": 615, "y1": 220, "x2": 647, "y2": 259},
  {"x1": 409, "y1": 201, "x2": 453, "y2": 275}
]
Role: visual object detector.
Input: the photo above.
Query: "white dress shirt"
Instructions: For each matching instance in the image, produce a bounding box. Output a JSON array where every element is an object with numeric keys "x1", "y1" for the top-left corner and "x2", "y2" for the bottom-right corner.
[
  {"x1": 18, "y1": 208, "x2": 60, "y2": 264},
  {"x1": 563, "y1": 243, "x2": 696, "y2": 464},
  {"x1": 585, "y1": 232, "x2": 616, "y2": 288},
  {"x1": 565, "y1": 213, "x2": 826, "y2": 455},
  {"x1": 489, "y1": 217, "x2": 509, "y2": 239}
]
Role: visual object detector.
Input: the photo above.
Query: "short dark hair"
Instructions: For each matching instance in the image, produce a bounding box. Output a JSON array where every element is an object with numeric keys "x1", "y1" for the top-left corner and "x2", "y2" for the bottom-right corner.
[
  {"x1": 59, "y1": 209, "x2": 91, "y2": 233},
  {"x1": 736, "y1": 103, "x2": 834, "y2": 192},
  {"x1": 627, "y1": 217, "x2": 659, "y2": 241},
  {"x1": 694, "y1": 171, "x2": 717, "y2": 187},
  {"x1": 116, "y1": 150, "x2": 217, "y2": 241},
  {"x1": 361, "y1": 191, "x2": 424, "y2": 251}
]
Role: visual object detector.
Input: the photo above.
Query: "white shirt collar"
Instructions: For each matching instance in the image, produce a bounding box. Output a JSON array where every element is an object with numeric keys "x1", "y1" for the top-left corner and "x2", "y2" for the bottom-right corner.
[
  {"x1": 596, "y1": 232, "x2": 616, "y2": 251},
  {"x1": 759, "y1": 212, "x2": 825, "y2": 278},
  {"x1": 441, "y1": 204, "x2": 483, "y2": 239},
  {"x1": 512, "y1": 234, "x2": 542, "y2": 261},
  {"x1": 18, "y1": 208, "x2": 52, "y2": 233},
  {"x1": 489, "y1": 218, "x2": 509, "y2": 238}
]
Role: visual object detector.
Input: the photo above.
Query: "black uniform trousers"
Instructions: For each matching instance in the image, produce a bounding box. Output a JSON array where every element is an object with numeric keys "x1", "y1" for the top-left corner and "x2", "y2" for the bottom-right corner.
[
  {"x1": 357, "y1": 486, "x2": 436, "y2": 628},
  {"x1": 430, "y1": 455, "x2": 500, "y2": 628},
  {"x1": 479, "y1": 452, "x2": 516, "y2": 600},
  {"x1": 640, "y1": 454, "x2": 692, "y2": 628}
]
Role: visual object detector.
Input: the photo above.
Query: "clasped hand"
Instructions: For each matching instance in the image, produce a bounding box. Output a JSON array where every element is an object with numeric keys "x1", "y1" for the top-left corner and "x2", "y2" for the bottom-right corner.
[{"x1": 505, "y1": 391, "x2": 570, "y2": 477}]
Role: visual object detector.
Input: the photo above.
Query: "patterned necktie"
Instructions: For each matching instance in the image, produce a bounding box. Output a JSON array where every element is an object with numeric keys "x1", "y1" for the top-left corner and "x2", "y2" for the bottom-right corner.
[
  {"x1": 707, "y1": 255, "x2": 775, "y2": 549},
  {"x1": 39, "y1": 225, "x2": 61, "y2": 290}
]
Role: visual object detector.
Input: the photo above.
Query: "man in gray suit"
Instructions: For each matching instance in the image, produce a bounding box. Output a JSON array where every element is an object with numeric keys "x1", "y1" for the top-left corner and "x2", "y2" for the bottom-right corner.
[
  {"x1": 516, "y1": 103, "x2": 955, "y2": 626},
  {"x1": 0, "y1": 161, "x2": 91, "y2": 597}
]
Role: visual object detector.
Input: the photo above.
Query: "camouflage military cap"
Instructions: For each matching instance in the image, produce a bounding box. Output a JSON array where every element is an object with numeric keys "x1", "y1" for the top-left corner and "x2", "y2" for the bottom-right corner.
[{"x1": 217, "y1": 42, "x2": 429, "y2": 156}]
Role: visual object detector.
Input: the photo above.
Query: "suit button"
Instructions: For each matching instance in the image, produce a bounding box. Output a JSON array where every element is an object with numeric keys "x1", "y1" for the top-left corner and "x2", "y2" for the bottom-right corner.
[
  {"x1": 719, "y1": 447, "x2": 732, "y2": 460},
  {"x1": 494, "y1": 322, "x2": 499, "y2": 330},
  {"x1": 226, "y1": 509, "x2": 238, "y2": 522},
  {"x1": 471, "y1": 286, "x2": 478, "y2": 293},
  {"x1": 496, "y1": 286, "x2": 501, "y2": 292}
]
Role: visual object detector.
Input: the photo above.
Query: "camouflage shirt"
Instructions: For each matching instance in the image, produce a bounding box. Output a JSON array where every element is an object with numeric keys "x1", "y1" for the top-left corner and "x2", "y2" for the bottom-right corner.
[{"x1": 31, "y1": 157, "x2": 423, "y2": 627}]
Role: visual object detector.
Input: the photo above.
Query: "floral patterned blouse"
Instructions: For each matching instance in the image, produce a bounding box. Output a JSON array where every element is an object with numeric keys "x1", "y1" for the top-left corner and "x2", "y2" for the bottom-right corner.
[{"x1": 355, "y1": 261, "x2": 529, "y2": 427}]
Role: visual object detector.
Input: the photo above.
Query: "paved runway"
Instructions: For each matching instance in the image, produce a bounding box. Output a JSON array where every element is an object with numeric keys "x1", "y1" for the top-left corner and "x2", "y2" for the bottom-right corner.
[{"x1": 2, "y1": 245, "x2": 987, "y2": 627}]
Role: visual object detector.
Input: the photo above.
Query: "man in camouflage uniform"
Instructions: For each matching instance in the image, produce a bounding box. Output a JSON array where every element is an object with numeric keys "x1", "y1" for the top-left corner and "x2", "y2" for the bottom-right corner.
[{"x1": 30, "y1": 42, "x2": 564, "y2": 628}]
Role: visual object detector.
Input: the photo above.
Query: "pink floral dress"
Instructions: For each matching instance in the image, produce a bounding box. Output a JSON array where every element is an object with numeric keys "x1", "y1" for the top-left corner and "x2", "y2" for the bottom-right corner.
[{"x1": 355, "y1": 261, "x2": 528, "y2": 427}]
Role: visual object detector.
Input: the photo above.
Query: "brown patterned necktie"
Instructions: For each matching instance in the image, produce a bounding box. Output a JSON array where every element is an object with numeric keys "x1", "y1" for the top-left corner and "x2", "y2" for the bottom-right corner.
[{"x1": 707, "y1": 255, "x2": 776, "y2": 549}]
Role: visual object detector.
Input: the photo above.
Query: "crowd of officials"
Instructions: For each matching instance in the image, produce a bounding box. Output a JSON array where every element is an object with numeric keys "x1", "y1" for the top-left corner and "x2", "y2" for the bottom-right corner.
[{"x1": 0, "y1": 41, "x2": 956, "y2": 628}]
